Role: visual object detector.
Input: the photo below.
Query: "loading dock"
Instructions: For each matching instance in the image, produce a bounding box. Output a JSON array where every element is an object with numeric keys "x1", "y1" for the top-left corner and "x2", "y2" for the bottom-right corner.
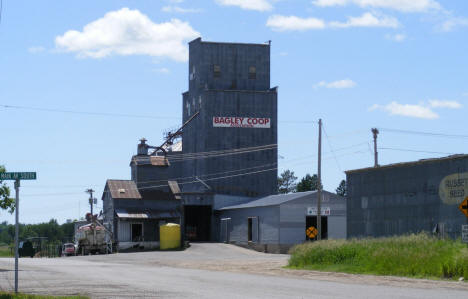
[{"x1": 184, "y1": 205, "x2": 212, "y2": 241}]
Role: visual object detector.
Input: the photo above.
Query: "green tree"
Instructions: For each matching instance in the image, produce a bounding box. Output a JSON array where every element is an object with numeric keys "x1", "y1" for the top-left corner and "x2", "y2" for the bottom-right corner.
[
  {"x1": 277, "y1": 169, "x2": 298, "y2": 194},
  {"x1": 0, "y1": 166, "x2": 15, "y2": 214},
  {"x1": 336, "y1": 179, "x2": 347, "y2": 197},
  {"x1": 296, "y1": 174, "x2": 319, "y2": 192}
]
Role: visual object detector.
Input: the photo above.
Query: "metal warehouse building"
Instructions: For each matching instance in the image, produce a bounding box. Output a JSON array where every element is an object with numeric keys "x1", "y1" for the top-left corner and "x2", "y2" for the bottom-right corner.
[
  {"x1": 217, "y1": 191, "x2": 346, "y2": 253},
  {"x1": 346, "y1": 154, "x2": 468, "y2": 239}
]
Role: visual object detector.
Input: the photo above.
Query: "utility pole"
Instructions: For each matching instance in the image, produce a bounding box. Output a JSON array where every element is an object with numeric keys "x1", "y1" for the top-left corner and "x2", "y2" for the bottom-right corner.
[
  {"x1": 14, "y1": 179, "x2": 19, "y2": 294},
  {"x1": 86, "y1": 189, "x2": 95, "y2": 220},
  {"x1": 317, "y1": 119, "x2": 322, "y2": 241},
  {"x1": 372, "y1": 128, "x2": 379, "y2": 167}
]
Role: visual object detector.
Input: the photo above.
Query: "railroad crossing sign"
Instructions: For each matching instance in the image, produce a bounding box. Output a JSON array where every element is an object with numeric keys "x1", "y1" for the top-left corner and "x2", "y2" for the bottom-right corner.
[
  {"x1": 459, "y1": 197, "x2": 468, "y2": 218},
  {"x1": 0, "y1": 172, "x2": 36, "y2": 180},
  {"x1": 306, "y1": 226, "x2": 318, "y2": 239}
]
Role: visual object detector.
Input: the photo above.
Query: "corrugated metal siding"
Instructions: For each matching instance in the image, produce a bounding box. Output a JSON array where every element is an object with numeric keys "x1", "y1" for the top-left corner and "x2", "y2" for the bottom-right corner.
[
  {"x1": 346, "y1": 156, "x2": 468, "y2": 238},
  {"x1": 118, "y1": 221, "x2": 131, "y2": 242}
]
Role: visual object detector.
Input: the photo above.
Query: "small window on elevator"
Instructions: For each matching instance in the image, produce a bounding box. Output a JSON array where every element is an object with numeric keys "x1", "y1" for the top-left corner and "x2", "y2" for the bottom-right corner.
[
  {"x1": 213, "y1": 64, "x2": 221, "y2": 78},
  {"x1": 249, "y1": 66, "x2": 256, "y2": 79}
]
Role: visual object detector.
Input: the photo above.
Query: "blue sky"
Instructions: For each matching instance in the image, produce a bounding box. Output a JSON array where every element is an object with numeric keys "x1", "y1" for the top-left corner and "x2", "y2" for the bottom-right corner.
[{"x1": 1, "y1": 0, "x2": 467, "y2": 224}]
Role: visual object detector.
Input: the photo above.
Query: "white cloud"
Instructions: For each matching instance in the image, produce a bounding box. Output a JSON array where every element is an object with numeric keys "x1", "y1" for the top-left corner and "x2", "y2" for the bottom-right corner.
[
  {"x1": 55, "y1": 8, "x2": 200, "y2": 62},
  {"x1": 266, "y1": 15, "x2": 325, "y2": 31},
  {"x1": 314, "y1": 79, "x2": 356, "y2": 89},
  {"x1": 215, "y1": 0, "x2": 273, "y2": 11},
  {"x1": 28, "y1": 46, "x2": 45, "y2": 53},
  {"x1": 428, "y1": 100, "x2": 462, "y2": 109},
  {"x1": 312, "y1": 0, "x2": 441, "y2": 13},
  {"x1": 369, "y1": 102, "x2": 439, "y2": 119},
  {"x1": 267, "y1": 12, "x2": 397, "y2": 31},
  {"x1": 370, "y1": 100, "x2": 463, "y2": 119},
  {"x1": 153, "y1": 67, "x2": 170, "y2": 74},
  {"x1": 329, "y1": 12, "x2": 400, "y2": 28},
  {"x1": 439, "y1": 17, "x2": 468, "y2": 32},
  {"x1": 162, "y1": 6, "x2": 203, "y2": 13},
  {"x1": 463, "y1": 92, "x2": 468, "y2": 97},
  {"x1": 385, "y1": 33, "x2": 406, "y2": 42}
]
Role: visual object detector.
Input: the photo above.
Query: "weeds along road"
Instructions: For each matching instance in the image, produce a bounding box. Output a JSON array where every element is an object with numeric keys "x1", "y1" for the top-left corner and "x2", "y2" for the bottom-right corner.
[{"x1": 0, "y1": 243, "x2": 467, "y2": 298}]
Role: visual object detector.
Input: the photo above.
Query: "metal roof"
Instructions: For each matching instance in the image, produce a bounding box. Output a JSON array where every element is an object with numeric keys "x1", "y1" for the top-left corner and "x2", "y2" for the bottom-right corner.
[
  {"x1": 115, "y1": 208, "x2": 180, "y2": 219},
  {"x1": 130, "y1": 155, "x2": 170, "y2": 166},
  {"x1": 218, "y1": 191, "x2": 318, "y2": 210},
  {"x1": 345, "y1": 154, "x2": 468, "y2": 174},
  {"x1": 106, "y1": 180, "x2": 142, "y2": 199}
]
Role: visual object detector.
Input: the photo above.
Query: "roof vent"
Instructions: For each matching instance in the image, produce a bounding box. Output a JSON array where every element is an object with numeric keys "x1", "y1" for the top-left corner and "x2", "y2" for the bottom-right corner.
[{"x1": 118, "y1": 188, "x2": 126, "y2": 194}]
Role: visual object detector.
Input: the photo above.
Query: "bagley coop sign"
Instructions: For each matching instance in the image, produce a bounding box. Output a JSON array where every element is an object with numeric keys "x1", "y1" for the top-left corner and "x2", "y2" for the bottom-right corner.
[{"x1": 213, "y1": 117, "x2": 270, "y2": 128}]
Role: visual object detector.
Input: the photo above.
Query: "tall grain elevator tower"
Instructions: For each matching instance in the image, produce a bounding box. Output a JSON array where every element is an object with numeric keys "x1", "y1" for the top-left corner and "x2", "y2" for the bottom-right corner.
[{"x1": 182, "y1": 38, "x2": 278, "y2": 198}]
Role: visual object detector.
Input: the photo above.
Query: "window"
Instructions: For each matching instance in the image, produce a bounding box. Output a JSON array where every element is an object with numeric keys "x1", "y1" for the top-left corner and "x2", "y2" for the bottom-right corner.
[
  {"x1": 249, "y1": 66, "x2": 256, "y2": 79},
  {"x1": 213, "y1": 64, "x2": 221, "y2": 78}
]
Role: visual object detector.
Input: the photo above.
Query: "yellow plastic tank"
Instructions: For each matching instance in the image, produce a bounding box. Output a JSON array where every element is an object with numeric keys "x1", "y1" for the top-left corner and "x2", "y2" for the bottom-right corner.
[{"x1": 160, "y1": 223, "x2": 181, "y2": 250}]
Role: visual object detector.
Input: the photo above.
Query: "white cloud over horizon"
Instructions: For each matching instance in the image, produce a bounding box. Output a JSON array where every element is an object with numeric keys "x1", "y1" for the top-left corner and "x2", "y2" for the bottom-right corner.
[
  {"x1": 312, "y1": 0, "x2": 441, "y2": 13},
  {"x1": 314, "y1": 79, "x2": 356, "y2": 89},
  {"x1": 370, "y1": 100, "x2": 462, "y2": 119},
  {"x1": 266, "y1": 15, "x2": 325, "y2": 31},
  {"x1": 329, "y1": 12, "x2": 399, "y2": 28},
  {"x1": 55, "y1": 8, "x2": 200, "y2": 62},
  {"x1": 215, "y1": 0, "x2": 273, "y2": 11},
  {"x1": 385, "y1": 33, "x2": 406, "y2": 42},
  {"x1": 267, "y1": 12, "x2": 398, "y2": 31},
  {"x1": 162, "y1": 6, "x2": 203, "y2": 13}
]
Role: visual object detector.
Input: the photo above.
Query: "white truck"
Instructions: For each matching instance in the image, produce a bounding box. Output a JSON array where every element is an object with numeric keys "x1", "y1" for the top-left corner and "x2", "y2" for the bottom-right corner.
[{"x1": 76, "y1": 223, "x2": 108, "y2": 255}]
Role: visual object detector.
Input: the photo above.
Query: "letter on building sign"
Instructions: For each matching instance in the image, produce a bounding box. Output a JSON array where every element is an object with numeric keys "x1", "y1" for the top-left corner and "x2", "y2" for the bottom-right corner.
[{"x1": 212, "y1": 117, "x2": 271, "y2": 128}]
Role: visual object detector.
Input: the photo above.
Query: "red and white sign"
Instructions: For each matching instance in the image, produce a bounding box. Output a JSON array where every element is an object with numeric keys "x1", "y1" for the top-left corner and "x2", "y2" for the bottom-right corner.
[{"x1": 213, "y1": 117, "x2": 271, "y2": 128}]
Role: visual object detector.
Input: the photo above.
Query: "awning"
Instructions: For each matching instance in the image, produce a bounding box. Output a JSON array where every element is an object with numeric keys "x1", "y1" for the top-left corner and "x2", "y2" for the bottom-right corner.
[{"x1": 115, "y1": 208, "x2": 180, "y2": 219}]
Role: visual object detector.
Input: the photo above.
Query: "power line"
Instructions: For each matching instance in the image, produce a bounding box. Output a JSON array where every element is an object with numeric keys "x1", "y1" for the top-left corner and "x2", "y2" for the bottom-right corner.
[
  {"x1": 379, "y1": 128, "x2": 468, "y2": 139},
  {"x1": 0, "y1": 104, "x2": 180, "y2": 120},
  {"x1": 379, "y1": 147, "x2": 458, "y2": 155},
  {"x1": 322, "y1": 124, "x2": 343, "y2": 173}
]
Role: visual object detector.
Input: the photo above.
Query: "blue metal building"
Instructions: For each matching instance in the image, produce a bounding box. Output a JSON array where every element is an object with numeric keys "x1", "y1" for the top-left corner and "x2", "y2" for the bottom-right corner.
[
  {"x1": 346, "y1": 154, "x2": 468, "y2": 239},
  {"x1": 217, "y1": 191, "x2": 347, "y2": 253}
]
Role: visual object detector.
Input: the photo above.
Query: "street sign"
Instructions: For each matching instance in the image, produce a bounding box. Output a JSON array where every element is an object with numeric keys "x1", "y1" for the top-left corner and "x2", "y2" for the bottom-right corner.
[
  {"x1": 462, "y1": 225, "x2": 468, "y2": 243},
  {"x1": 306, "y1": 226, "x2": 318, "y2": 239},
  {"x1": 307, "y1": 206, "x2": 330, "y2": 216},
  {"x1": 0, "y1": 172, "x2": 36, "y2": 180},
  {"x1": 459, "y1": 197, "x2": 468, "y2": 218}
]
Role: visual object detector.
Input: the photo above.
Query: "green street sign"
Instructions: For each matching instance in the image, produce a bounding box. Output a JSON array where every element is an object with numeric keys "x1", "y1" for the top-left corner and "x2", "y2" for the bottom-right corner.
[{"x1": 0, "y1": 172, "x2": 37, "y2": 180}]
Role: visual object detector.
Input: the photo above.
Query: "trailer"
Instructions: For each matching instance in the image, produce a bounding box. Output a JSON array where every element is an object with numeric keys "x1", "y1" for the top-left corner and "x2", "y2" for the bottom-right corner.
[{"x1": 76, "y1": 223, "x2": 108, "y2": 255}]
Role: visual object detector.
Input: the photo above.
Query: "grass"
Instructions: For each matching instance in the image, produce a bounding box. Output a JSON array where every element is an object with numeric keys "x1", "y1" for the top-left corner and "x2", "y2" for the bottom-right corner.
[
  {"x1": 0, "y1": 293, "x2": 88, "y2": 299},
  {"x1": 0, "y1": 246, "x2": 13, "y2": 257},
  {"x1": 288, "y1": 233, "x2": 468, "y2": 280}
]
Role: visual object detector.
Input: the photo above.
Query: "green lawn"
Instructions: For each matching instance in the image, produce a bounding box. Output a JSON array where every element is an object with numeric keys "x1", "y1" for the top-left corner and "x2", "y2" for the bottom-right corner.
[
  {"x1": 0, "y1": 293, "x2": 88, "y2": 299},
  {"x1": 0, "y1": 246, "x2": 13, "y2": 258},
  {"x1": 288, "y1": 233, "x2": 468, "y2": 280}
]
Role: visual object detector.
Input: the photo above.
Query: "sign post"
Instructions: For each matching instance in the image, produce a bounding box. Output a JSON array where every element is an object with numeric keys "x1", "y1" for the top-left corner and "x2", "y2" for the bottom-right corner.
[{"x1": 0, "y1": 172, "x2": 36, "y2": 294}]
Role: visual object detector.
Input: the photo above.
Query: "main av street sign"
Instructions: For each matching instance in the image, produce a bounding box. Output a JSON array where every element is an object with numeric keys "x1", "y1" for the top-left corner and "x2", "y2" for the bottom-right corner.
[{"x1": 0, "y1": 172, "x2": 36, "y2": 180}]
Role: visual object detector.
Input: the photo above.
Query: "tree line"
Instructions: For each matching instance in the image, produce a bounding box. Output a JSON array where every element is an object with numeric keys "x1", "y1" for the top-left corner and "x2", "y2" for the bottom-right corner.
[
  {"x1": 0, "y1": 219, "x2": 76, "y2": 245},
  {"x1": 277, "y1": 169, "x2": 346, "y2": 196}
]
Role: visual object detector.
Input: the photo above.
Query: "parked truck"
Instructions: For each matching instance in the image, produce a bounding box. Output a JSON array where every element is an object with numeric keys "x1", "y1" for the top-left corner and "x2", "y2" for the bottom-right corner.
[{"x1": 76, "y1": 222, "x2": 107, "y2": 255}]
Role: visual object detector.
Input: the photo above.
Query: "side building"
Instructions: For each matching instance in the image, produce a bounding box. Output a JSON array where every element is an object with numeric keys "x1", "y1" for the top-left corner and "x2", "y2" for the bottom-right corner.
[
  {"x1": 346, "y1": 154, "x2": 468, "y2": 239},
  {"x1": 217, "y1": 191, "x2": 346, "y2": 253}
]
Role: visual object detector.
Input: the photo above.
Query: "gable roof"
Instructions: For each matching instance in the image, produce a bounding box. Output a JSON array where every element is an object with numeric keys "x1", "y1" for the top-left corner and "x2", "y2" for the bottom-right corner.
[
  {"x1": 218, "y1": 190, "x2": 319, "y2": 210},
  {"x1": 106, "y1": 180, "x2": 142, "y2": 199}
]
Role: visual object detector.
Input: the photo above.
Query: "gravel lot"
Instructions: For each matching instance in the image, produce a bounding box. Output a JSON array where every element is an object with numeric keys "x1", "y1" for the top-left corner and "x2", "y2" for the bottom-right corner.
[{"x1": 0, "y1": 243, "x2": 467, "y2": 298}]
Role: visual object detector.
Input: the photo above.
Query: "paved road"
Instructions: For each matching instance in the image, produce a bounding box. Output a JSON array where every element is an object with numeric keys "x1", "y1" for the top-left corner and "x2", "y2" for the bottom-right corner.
[{"x1": 0, "y1": 243, "x2": 467, "y2": 298}]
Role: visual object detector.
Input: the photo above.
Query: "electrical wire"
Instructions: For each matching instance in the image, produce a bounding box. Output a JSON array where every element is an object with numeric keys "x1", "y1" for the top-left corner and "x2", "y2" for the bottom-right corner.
[
  {"x1": 0, "y1": 104, "x2": 180, "y2": 120},
  {"x1": 378, "y1": 147, "x2": 458, "y2": 156},
  {"x1": 379, "y1": 128, "x2": 468, "y2": 139},
  {"x1": 322, "y1": 124, "x2": 343, "y2": 173}
]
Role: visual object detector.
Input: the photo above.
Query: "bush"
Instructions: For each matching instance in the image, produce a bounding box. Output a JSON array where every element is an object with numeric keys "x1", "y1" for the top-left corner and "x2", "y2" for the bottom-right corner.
[{"x1": 288, "y1": 233, "x2": 468, "y2": 280}]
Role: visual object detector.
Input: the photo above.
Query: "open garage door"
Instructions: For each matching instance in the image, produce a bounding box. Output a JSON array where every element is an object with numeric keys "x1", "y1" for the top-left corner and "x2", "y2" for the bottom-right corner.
[{"x1": 184, "y1": 205, "x2": 212, "y2": 241}]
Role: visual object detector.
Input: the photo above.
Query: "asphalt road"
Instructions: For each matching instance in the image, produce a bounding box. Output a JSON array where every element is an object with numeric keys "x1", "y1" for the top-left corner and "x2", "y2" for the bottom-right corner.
[{"x1": 0, "y1": 243, "x2": 467, "y2": 298}]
